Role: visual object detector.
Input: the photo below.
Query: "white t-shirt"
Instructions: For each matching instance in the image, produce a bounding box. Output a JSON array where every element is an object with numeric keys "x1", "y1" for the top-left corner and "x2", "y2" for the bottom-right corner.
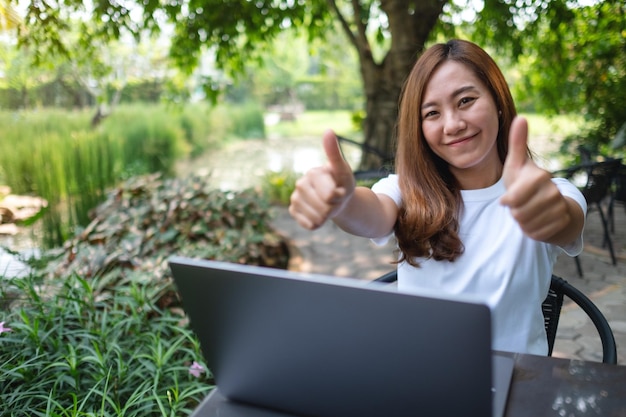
[{"x1": 371, "y1": 175, "x2": 587, "y2": 355}]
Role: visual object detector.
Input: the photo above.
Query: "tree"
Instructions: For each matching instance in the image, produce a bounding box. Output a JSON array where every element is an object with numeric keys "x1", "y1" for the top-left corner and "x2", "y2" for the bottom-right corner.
[
  {"x1": 12, "y1": 1, "x2": 449, "y2": 169},
  {"x1": 12, "y1": 0, "x2": 613, "y2": 168},
  {"x1": 512, "y1": 0, "x2": 626, "y2": 154},
  {"x1": 0, "y1": 42, "x2": 47, "y2": 108}
]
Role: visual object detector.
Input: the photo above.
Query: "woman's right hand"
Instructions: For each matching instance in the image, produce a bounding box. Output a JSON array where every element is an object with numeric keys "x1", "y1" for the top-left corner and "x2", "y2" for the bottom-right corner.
[{"x1": 288, "y1": 130, "x2": 356, "y2": 230}]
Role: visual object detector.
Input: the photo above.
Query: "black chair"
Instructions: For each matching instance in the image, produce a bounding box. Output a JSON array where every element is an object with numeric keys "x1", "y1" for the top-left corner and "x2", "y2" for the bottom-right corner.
[
  {"x1": 608, "y1": 161, "x2": 626, "y2": 233},
  {"x1": 336, "y1": 135, "x2": 394, "y2": 181},
  {"x1": 580, "y1": 159, "x2": 623, "y2": 266},
  {"x1": 555, "y1": 157, "x2": 623, "y2": 272},
  {"x1": 373, "y1": 271, "x2": 618, "y2": 364}
]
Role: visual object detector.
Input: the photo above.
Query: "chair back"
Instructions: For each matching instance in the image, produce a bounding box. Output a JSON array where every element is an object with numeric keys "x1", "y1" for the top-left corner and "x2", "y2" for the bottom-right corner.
[
  {"x1": 541, "y1": 283, "x2": 564, "y2": 356},
  {"x1": 336, "y1": 135, "x2": 395, "y2": 181},
  {"x1": 613, "y1": 163, "x2": 626, "y2": 203},
  {"x1": 581, "y1": 159, "x2": 622, "y2": 204},
  {"x1": 550, "y1": 275, "x2": 617, "y2": 364}
]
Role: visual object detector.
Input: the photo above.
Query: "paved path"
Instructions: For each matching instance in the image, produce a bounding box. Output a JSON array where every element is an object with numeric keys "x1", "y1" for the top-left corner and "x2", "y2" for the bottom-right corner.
[{"x1": 270, "y1": 201, "x2": 626, "y2": 365}]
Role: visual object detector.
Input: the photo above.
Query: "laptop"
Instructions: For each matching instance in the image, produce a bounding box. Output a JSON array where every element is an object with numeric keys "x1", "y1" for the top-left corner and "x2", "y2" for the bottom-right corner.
[{"x1": 169, "y1": 256, "x2": 514, "y2": 417}]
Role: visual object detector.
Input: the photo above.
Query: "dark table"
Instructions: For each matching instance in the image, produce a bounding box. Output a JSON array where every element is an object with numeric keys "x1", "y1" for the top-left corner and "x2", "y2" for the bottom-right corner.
[
  {"x1": 191, "y1": 353, "x2": 626, "y2": 417},
  {"x1": 505, "y1": 353, "x2": 626, "y2": 417}
]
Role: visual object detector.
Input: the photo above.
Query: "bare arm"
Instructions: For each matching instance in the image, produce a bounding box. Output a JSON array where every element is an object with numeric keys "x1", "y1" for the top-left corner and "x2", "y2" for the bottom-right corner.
[
  {"x1": 289, "y1": 130, "x2": 398, "y2": 239},
  {"x1": 545, "y1": 196, "x2": 585, "y2": 247},
  {"x1": 331, "y1": 187, "x2": 398, "y2": 239}
]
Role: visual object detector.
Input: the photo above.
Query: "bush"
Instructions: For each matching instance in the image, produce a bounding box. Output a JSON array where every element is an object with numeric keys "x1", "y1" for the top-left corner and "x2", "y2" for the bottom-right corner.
[
  {"x1": 0, "y1": 172, "x2": 290, "y2": 415},
  {"x1": 39, "y1": 173, "x2": 289, "y2": 301},
  {"x1": 261, "y1": 169, "x2": 298, "y2": 206},
  {"x1": 209, "y1": 102, "x2": 266, "y2": 140},
  {"x1": 0, "y1": 273, "x2": 211, "y2": 416}
]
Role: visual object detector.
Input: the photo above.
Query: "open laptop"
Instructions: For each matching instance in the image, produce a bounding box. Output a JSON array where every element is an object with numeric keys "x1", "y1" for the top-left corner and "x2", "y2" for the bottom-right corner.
[{"x1": 169, "y1": 256, "x2": 514, "y2": 417}]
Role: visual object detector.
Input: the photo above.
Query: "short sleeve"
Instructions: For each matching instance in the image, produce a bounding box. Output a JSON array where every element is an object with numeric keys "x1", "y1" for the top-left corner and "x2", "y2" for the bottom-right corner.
[
  {"x1": 370, "y1": 175, "x2": 401, "y2": 246},
  {"x1": 553, "y1": 177, "x2": 587, "y2": 256}
]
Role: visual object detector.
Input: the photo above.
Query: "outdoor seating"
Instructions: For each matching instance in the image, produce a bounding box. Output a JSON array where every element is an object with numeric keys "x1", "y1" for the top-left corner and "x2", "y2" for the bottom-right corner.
[
  {"x1": 608, "y1": 161, "x2": 626, "y2": 233},
  {"x1": 580, "y1": 158, "x2": 622, "y2": 266},
  {"x1": 554, "y1": 155, "x2": 623, "y2": 273},
  {"x1": 373, "y1": 271, "x2": 618, "y2": 364}
]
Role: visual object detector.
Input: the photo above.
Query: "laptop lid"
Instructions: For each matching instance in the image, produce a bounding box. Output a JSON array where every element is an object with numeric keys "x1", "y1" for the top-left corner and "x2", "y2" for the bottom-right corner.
[{"x1": 169, "y1": 257, "x2": 502, "y2": 417}]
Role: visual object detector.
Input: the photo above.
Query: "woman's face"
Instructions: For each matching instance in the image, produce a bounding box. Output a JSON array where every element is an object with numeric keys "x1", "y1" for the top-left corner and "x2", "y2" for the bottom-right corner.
[{"x1": 420, "y1": 60, "x2": 502, "y2": 189}]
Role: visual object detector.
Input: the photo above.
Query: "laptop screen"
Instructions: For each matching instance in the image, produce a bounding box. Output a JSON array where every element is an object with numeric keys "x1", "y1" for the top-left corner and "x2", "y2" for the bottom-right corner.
[{"x1": 170, "y1": 257, "x2": 501, "y2": 417}]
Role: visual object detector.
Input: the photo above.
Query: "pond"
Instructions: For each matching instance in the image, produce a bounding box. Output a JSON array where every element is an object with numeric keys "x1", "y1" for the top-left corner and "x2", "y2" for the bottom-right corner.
[{"x1": 175, "y1": 134, "x2": 364, "y2": 191}]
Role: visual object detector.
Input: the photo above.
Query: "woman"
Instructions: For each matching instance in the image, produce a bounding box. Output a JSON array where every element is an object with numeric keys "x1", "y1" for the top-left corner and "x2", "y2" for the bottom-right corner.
[{"x1": 288, "y1": 39, "x2": 586, "y2": 355}]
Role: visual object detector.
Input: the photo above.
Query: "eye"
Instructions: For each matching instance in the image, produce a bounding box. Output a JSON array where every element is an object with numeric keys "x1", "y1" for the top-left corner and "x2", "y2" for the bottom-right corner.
[
  {"x1": 422, "y1": 110, "x2": 439, "y2": 120},
  {"x1": 459, "y1": 97, "x2": 477, "y2": 107}
]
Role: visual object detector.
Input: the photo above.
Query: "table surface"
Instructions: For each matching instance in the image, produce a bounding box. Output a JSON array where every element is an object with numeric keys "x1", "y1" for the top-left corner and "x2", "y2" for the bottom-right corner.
[
  {"x1": 191, "y1": 352, "x2": 626, "y2": 417},
  {"x1": 505, "y1": 353, "x2": 626, "y2": 417}
]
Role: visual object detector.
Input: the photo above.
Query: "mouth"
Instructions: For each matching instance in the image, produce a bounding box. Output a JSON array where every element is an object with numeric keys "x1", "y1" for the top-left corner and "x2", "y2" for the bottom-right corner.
[{"x1": 447, "y1": 133, "x2": 477, "y2": 146}]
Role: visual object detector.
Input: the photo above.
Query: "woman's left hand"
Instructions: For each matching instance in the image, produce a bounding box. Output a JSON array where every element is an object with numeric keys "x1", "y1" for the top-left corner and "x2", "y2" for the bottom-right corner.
[{"x1": 500, "y1": 117, "x2": 574, "y2": 243}]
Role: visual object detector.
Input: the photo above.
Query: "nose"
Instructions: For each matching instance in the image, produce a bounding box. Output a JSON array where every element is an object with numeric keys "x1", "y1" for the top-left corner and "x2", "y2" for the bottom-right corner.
[{"x1": 443, "y1": 111, "x2": 466, "y2": 136}]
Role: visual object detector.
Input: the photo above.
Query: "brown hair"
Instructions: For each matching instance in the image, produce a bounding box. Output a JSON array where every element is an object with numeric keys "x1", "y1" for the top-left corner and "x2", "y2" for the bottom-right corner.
[{"x1": 394, "y1": 39, "x2": 518, "y2": 266}]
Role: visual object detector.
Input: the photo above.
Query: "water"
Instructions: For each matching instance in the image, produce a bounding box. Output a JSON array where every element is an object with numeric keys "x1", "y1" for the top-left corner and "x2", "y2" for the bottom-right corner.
[
  {"x1": 175, "y1": 134, "x2": 363, "y2": 191},
  {"x1": 0, "y1": 228, "x2": 42, "y2": 278}
]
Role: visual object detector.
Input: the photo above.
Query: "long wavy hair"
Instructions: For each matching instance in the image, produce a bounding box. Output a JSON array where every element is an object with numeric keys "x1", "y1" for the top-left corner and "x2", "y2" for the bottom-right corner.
[{"x1": 394, "y1": 39, "x2": 518, "y2": 267}]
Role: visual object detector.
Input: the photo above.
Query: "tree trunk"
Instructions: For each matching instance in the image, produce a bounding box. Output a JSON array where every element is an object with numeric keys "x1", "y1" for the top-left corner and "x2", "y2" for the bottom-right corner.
[{"x1": 352, "y1": 0, "x2": 447, "y2": 171}]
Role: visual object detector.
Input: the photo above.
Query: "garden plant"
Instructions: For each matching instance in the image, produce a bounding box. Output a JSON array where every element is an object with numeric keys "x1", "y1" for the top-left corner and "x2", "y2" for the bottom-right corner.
[{"x1": 0, "y1": 173, "x2": 290, "y2": 416}]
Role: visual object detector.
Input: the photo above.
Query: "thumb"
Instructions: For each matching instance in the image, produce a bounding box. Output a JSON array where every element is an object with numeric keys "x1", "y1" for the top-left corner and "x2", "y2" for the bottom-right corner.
[
  {"x1": 322, "y1": 130, "x2": 352, "y2": 176},
  {"x1": 503, "y1": 116, "x2": 529, "y2": 187}
]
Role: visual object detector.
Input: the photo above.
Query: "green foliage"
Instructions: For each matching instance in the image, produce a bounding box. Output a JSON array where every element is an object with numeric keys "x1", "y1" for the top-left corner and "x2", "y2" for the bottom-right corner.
[
  {"x1": 43, "y1": 173, "x2": 289, "y2": 284},
  {"x1": 165, "y1": 1, "x2": 332, "y2": 76},
  {"x1": 0, "y1": 103, "x2": 264, "y2": 248},
  {"x1": 13, "y1": 0, "x2": 624, "y2": 171},
  {"x1": 176, "y1": 104, "x2": 216, "y2": 158},
  {"x1": 234, "y1": 29, "x2": 363, "y2": 111},
  {"x1": 0, "y1": 272, "x2": 212, "y2": 416},
  {"x1": 506, "y1": 1, "x2": 625, "y2": 153},
  {"x1": 102, "y1": 105, "x2": 188, "y2": 178},
  {"x1": 225, "y1": 101, "x2": 266, "y2": 140},
  {"x1": 203, "y1": 101, "x2": 266, "y2": 141},
  {"x1": 261, "y1": 170, "x2": 299, "y2": 206},
  {"x1": 0, "y1": 171, "x2": 290, "y2": 415},
  {"x1": 296, "y1": 76, "x2": 363, "y2": 111},
  {"x1": 114, "y1": 79, "x2": 165, "y2": 104}
]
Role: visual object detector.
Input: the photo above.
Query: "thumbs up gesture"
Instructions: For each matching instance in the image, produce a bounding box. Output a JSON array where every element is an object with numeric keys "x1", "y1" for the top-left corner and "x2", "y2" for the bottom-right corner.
[
  {"x1": 289, "y1": 130, "x2": 356, "y2": 230},
  {"x1": 500, "y1": 117, "x2": 571, "y2": 242}
]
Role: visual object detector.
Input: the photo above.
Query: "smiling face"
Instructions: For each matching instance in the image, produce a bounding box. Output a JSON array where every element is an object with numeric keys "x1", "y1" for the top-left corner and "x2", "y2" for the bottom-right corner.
[{"x1": 420, "y1": 60, "x2": 502, "y2": 189}]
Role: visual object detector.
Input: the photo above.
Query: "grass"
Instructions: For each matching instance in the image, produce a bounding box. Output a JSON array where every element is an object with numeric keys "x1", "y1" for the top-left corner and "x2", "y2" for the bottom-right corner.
[
  {"x1": 265, "y1": 110, "x2": 360, "y2": 139},
  {"x1": 0, "y1": 103, "x2": 265, "y2": 248},
  {"x1": 0, "y1": 173, "x2": 288, "y2": 416},
  {"x1": 0, "y1": 272, "x2": 212, "y2": 416}
]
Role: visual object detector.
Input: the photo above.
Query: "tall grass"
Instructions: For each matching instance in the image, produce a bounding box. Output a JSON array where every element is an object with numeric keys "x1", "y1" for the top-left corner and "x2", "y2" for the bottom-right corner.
[{"x1": 0, "y1": 103, "x2": 265, "y2": 248}]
